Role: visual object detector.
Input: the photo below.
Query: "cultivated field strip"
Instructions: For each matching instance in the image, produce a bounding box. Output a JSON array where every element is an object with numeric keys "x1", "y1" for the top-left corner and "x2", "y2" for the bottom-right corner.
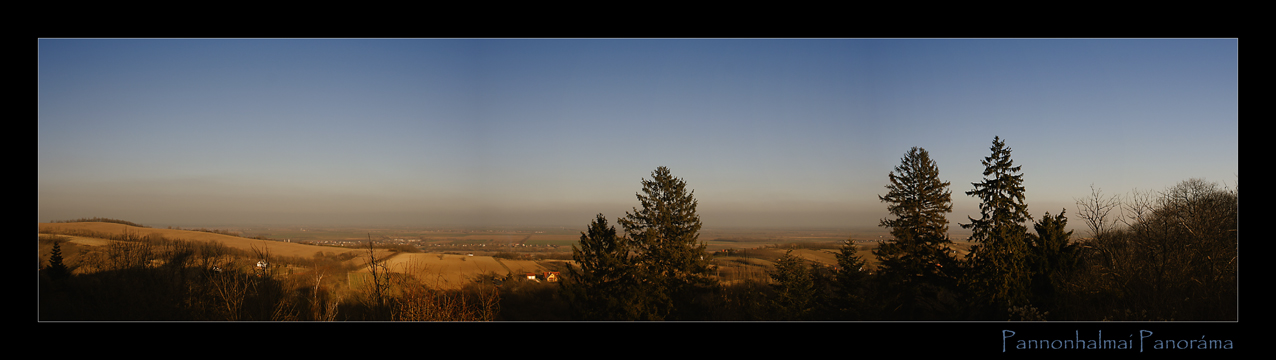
[{"x1": 378, "y1": 253, "x2": 547, "y2": 290}]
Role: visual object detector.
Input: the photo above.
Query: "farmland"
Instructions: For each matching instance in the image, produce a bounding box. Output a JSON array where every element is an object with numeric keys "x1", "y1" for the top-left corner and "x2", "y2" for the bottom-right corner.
[
  {"x1": 38, "y1": 221, "x2": 977, "y2": 285},
  {"x1": 372, "y1": 252, "x2": 557, "y2": 290},
  {"x1": 38, "y1": 222, "x2": 374, "y2": 259},
  {"x1": 46, "y1": 223, "x2": 925, "y2": 290}
]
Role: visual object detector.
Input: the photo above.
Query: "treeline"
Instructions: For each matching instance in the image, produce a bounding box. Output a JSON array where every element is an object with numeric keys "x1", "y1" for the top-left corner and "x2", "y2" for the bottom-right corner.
[
  {"x1": 559, "y1": 137, "x2": 1236, "y2": 321},
  {"x1": 169, "y1": 226, "x2": 242, "y2": 237},
  {"x1": 43, "y1": 220, "x2": 277, "y2": 241},
  {"x1": 50, "y1": 217, "x2": 149, "y2": 228},
  {"x1": 166, "y1": 225, "x2": 283, "y2": 241}
]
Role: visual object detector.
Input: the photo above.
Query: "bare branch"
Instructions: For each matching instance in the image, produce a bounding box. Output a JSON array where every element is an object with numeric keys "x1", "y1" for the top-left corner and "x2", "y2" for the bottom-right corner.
[{"x1": 1074, "y1": 184, "x2": 1122, "y2": 239}]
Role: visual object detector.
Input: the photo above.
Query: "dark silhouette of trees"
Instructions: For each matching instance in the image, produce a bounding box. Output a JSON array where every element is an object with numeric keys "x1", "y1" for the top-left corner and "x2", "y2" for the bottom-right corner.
[
  {"x1": 1073, "y1": 178, "x2": 1237, "y2": 320},
  {"x1": 874, "y1": 147, "x2": 960, "y2": 319},
  {"x1": 37, "y1": 227, "x2": 508, "y2": 321},
  {"x1": 45, "y1": 240, "x2": 70, "y2": 280},
  {"x1": 768, "y1": 250, "x2": 816, "y2": 320},
  {"x1": 50, "y1": 217, "x2": 148, "y2": 228},
  {"x1": 1026, "y1": 210, "x2": 1078, "y2": 316},
  {"x1": 617, "y1": 166, "x2": 713, "y2": 320},
  {"x1": 562, "y1": 214, "x2": 644, "y2": 320},
  {"x1": 961, "y1": 136, "x2": 1033, "y2": 316},
  {"x1": 833, "y1": 239, "x2": 873, "y2": 319}
]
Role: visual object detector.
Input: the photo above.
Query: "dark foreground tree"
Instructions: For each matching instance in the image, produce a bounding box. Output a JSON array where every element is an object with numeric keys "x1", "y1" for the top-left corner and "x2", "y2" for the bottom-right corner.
[
  {"x1": 833, "y1": 239, "x2": 873, "y2": 319},
  {"x1": 961, "y1": 136, "x2": 1033, "y2": 316},
  {"x1": 768, "y1": 250, "x2": 815, "y2": 320},
  {"x1": 1026, "y1": 210, "x2": 1078, "y2": 315},
  {"x1": 562, "y1": 214, "x2": 644, "y2": 320},
  {"x1": 46, "y1": 240, "x2": 70, "y2": 280},
  {"x1": 618, "y1": 166, "x2": 713, "y2": 320},
  {"x1": 873, "y1": 147, "x2": 960, "y2": 319}
]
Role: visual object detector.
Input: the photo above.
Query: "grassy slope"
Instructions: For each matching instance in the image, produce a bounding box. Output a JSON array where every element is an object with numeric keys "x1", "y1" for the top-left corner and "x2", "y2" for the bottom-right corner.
[{"x1": 38, "y1": 222, "x2": 374, "y2": 259}]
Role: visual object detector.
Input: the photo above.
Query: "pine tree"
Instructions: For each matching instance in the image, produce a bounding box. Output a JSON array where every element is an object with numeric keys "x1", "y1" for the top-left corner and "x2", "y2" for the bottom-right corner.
[
  {"x1": 833, "y1": 239, "x2": 872, "y2": 319},
  {"x1": 1027, "y1": 209, "x2": 1077, "y2": 312},
  {"x1": 46, "y1": 240, "x2": 70, "y2": 280},
  {"x1": 873, "y1": 147, "x2": 960, "y2": 319},
  {"x1": 961, "y1": 136, "x2": 1033, "y2": 313},
  {"x1": 562, "y1": 214, "x2": 643, "y2": 320},
  {"x1": 874, "y1": 147, "x2": 958, "y2": 286},
  {"x1": 769, "y1": 250, "x2": 815, "y2": 320},
  {"x1": 835, "y1": 239, "x2": 869, "y2": 291},
  {"x1": 618, "y1": 166, "x2": 712, "y2": 320}
]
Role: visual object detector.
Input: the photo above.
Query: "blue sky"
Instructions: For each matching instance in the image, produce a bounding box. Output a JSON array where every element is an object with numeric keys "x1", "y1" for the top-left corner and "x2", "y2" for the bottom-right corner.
[{"x1": 38, "y1": 39, "x2": 1238, "y2": 231}]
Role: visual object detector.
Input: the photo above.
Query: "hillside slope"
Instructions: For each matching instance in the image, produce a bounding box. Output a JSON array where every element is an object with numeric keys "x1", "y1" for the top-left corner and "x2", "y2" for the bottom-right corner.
[{"x1": 38, "y1": 222, "x2": 376, "y2": 259}]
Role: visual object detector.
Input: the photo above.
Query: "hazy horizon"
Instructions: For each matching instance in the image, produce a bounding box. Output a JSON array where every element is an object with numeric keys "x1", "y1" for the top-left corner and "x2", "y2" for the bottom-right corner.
[{"x1": 38, "y1": 39, "x2": 1238, "y2": 231}]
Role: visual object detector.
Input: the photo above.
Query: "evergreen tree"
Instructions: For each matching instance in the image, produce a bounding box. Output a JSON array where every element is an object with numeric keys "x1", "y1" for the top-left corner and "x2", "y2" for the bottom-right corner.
[
  {"x1": 768, "y1": 250, "x2": 816, "y2": 320},
  {"x1": 835, "y1": 240, "x2": 869, "y2": 291},
  {"x1": 874, "y1": 147, "x2": 958, "y2": 283},
  {"x1": 872, "y1": 147, "x2": 960, "y2": 319},
  {"x1": 1026, "y1": 209, "x2": 1077, "y2": 313},
  {"x1": 961, "y1": 136, "x2": 1033, "y2": 314},
  {"x1": 562, "y1": 214, "x2": 644, "y2": 320},
  {"x1": 46, "y1": 240, "x2": 70, "y2": 280},
  {"x1": 618, "y1": 166, "x2": 712, "y2": 320},
  {"x1": 833, "y1": 239, "x2": 872, "y2": 319}
]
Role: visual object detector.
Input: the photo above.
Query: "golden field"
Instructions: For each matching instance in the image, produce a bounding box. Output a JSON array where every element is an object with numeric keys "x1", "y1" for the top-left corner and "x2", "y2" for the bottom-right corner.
[{"x1": 39, "y1": 222, "x2": 377, "y2": 259}]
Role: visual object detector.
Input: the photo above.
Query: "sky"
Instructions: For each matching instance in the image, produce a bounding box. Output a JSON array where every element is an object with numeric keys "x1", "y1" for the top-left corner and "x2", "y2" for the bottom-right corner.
[{"x1": 37, "y1": 39, "x2": 1238, "y2": 231}]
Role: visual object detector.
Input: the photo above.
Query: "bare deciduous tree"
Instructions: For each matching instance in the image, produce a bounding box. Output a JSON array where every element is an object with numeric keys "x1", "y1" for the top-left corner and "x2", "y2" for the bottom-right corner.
[
  {"x1": 251, "y1": 242, "x2": 273, "y2": 278},
  {"x1": 1072, "y1": 178, "x2": 1237, "y2": 320},
  {"x1": 1120, "y1": 188, "x2": 1157, "y2": 230},
  {"x1": 365, "y1": 234, "x2": 392, "y2": 318},
  {"x1": 107, "y1": 228, "x2": 153, "y2": 271},
  {"x1": 208, "y1": 267, "x2": 249, "y2": 320},
  {"x1": 1074, "y1": 184, "x2": 1121, "y2": 239}
]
